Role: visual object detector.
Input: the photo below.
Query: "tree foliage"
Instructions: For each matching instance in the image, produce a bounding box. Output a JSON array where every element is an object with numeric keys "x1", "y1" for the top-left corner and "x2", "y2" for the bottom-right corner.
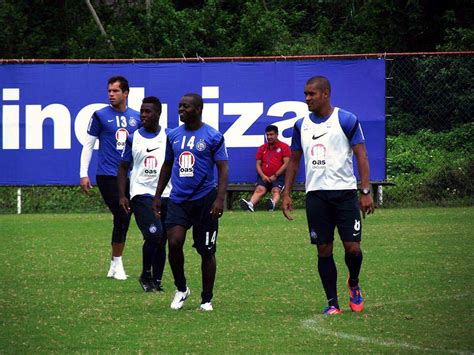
[{"x1": 0, "y1": 0, "x2": 472, "y2": 59}]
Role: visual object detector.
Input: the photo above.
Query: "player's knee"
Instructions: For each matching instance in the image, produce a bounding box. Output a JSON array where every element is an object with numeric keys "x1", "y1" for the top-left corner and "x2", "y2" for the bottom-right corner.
[
  {"x1": 112, "y1": 218, "x2": 130, "y2": 243},
  {"x1": 196, "y1": 246, "x2": 216, "y2": 257},
  {"x1": 112, "y1": 230, "x2": 127, "y2": 244},
  {"x1": 168, "y1": 236, "x2": 183, "y2": 250},
  {"x1": 344, "y1": 242, "x2": 361, "y2": 255},
  {"x1": 144, "y1": 232, "x2": 162, "y2": 244},
  {"x1": 317, "y1": 243, "x2": 333, "y2": 257}
]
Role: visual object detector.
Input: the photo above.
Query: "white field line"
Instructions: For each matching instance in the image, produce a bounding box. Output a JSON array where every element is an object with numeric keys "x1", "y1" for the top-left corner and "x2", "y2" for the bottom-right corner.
[{"x1": 301, "y1": 293, "x2": 472, "y2": 354}]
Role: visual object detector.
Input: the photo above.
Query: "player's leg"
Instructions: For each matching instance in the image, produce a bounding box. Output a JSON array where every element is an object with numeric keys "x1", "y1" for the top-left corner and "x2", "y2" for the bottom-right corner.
[
  {"x1": 130, "y1": 196, "x2": 164, "y2": 292},
  {"x1": 152, "y1": 197, "x2": 169, "y2": 291},
  {"x1": 192, "y1": 190, "x2": 219, "y2": 311},
  {"x1": 336, "y1": 190, "x2": 365, "y2": 312},
  {"x1": 96, "y1": 175, "x2": 132, "y2": 280},
  {"x1": 165, "y1": 200, "x2": 192, "y2": 309},
  {"x1": 306, "y1": 191, "x2": 341, "y2": 315}
]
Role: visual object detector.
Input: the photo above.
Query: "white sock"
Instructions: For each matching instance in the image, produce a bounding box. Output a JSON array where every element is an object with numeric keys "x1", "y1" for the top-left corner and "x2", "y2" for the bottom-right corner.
[
  {"x1": 249, "y1": 201, "x2": 254, "y2": 208},
  {"x1": 113, "y1": 256, "x2": 122, "y2": 265}
]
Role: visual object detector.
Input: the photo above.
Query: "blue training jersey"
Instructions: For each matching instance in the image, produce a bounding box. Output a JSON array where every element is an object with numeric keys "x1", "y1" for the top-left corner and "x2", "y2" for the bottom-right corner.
[
  {"x1": 165, "y1": 123, "x2": 228, "y2": 202},
  {"x1": 87, "y1": 105, "x2": 140, "y2": 176},
  {"x1": 291, "y1": 108, "x2": 365, "y2": 151}
]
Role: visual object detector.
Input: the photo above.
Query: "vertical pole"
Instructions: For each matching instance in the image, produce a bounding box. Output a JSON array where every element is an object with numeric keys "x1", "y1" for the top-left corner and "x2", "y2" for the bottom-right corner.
[
  {"x1": 17, "y1": 187, "x2": 22, "y2": 214},
  {"x1": 377, "y1": 185, "x2": 383, "y2": 207}
]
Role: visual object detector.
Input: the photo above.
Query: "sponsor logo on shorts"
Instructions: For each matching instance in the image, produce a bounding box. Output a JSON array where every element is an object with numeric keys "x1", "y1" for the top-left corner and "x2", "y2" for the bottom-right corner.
[
  {"x1": 149, "y1": 224, "x2": 157, "y2": 233},
  {"x1": 310, "y1": 229, "x2": 318, "y2": 241}
]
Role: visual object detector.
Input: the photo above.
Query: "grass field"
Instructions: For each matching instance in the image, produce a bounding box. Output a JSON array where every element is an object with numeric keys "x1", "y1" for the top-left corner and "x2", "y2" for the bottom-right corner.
[{"x1": 0, "y1": 207, "x2": 473, "y2": 353}]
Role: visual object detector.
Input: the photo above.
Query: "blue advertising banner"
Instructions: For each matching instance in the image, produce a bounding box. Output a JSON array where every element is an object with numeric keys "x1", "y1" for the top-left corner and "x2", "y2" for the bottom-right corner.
[{"x1": 0, "y1": 60, "x2": 385, "y2": 185}]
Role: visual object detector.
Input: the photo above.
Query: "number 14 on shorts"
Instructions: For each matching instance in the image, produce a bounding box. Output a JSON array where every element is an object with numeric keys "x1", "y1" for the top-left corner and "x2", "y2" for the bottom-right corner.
[{"x1": 205, "y1": 231, "x2": 217, "y2": 248}]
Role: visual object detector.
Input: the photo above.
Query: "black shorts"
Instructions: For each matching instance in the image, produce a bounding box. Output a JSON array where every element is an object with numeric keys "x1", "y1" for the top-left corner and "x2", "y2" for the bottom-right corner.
[
  {"x1": 256, "y1": 175, "x2": 285, "y2": 191},
  {"x1": 130, "y1": 195, "x2": 164, "y2": 241},
  {"x1": 165, "y1": 189, "x2": 218, "y2": 256},
  {"x1": 305, "y1": 190, "x2": 361, "y2": 245}
]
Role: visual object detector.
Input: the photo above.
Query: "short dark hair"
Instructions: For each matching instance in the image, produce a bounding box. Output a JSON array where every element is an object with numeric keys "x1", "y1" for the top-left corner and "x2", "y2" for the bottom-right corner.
[
  {"x1": 306, "y1": 76, "x2": 331, "y2": 95},
  {"x1": 265, "y1": 125, "x2": 278, "y2": 133},
  {"x1": 142, "y1": 96, "x2": 162, "y2": 114},
  {"x1": 108, "y1": 75, "x2": 130, "y2": 93},
  {"x1": 183, "y1": 93, "x2": 203, "y2": 110}
]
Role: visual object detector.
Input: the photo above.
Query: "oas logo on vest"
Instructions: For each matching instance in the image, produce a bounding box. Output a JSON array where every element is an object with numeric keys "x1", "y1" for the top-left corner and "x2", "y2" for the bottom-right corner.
[
  {"x1": 144, "y1": 156, "x2": 158, "y2": 175},
  {"x1": 310, "y1": 143, "x2": 326, "y2": 169}
]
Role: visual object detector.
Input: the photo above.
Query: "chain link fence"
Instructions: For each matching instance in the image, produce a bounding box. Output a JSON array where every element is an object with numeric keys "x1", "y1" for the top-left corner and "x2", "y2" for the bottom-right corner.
[{"x1": 384, "y1": 53, "x2": 474, "y2": 206}]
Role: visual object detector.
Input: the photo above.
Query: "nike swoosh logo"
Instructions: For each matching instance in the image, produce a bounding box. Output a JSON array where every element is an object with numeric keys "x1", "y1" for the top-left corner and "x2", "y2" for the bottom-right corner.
[
  {"x1": 353, "y1": 233, "x2": 360, "y2": 236},
  {"x1": 173, "y1": 140, "x2": 179, "y2": 144},
  {"x1": 312, "y1": 133, "x2": 327, "y2": 140},
  {"x1": 146, "y1": 147, "x2": 159, "y2": 152},
  {"x1": 107, "y1": 119, "x2": 114, "y2": 122}
]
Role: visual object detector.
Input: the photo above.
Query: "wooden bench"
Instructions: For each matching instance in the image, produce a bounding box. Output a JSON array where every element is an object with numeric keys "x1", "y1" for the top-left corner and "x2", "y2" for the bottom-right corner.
[{"x1": 225, "y1": 181, "x2": 395, "y2": 209}]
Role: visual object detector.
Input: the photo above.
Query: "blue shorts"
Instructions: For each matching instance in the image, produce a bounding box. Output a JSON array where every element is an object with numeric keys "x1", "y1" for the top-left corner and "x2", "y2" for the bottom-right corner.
[
  {"x1": 305, "y1": 190, "x2": 361, "y2": 245},
  {"x1": 165, "y1": 189, "x2": 218, "y2": 256},
  {"x1": 256, "y1": 175, "x2": 285, "y2": 191},
  {"x1": 130, "y1": 195, "x2": 165, "y2": 242}
]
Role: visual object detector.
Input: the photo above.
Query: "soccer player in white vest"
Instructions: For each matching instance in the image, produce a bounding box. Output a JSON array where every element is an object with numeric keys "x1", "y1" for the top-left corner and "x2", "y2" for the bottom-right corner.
[
  {"x1": 80, "y1": 76, "x2": 140, "y2": 280},
  {"x1": 118, "y1": 96, "x2": 172, "y2": 292},
  {"x1": 282, "y1": 76, "x2": 374, "y2": 316}
]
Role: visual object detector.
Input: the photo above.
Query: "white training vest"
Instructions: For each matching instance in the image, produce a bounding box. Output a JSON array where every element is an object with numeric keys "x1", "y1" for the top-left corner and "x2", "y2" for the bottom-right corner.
[
  {"x1": 129, "y1": 128, "x2": 172, "y2": 199},
  {"x1": 300, "y1": 107, "x2": 357, "y2": 192}
]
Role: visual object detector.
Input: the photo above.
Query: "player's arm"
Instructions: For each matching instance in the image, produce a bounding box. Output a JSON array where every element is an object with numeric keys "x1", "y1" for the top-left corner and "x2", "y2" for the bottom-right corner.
[
  {"x1": 117, "y1": 161, "x2": 131, "y2": 214},
  {"x1": 152, "y1": 160, "x2": 172, "y2": 218},
  {"x1": 353, "y1": 143, "x2": 374, "y2": 218},
  {"x1": 211, "y1": 160, "x2": 229, "y2": 219},
  {"x1": 272, "y1": 156, "x2": 290, "y2": 181},
  {"x1": 79, "y1": 133, "x2": 97, "y2": 193},
  {"x1": 282, "y1": 151, "x2": 302, "y2": 221}
]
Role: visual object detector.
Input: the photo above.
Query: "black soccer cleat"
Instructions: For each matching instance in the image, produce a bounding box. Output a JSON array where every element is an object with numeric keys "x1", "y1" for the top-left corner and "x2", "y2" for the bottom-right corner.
[
  {"x1": 139, "y1": 276, "x2": 155, "y2": 292},
  {"x1": 153, "y1": 280, "x2": 164, "y2": 292}
]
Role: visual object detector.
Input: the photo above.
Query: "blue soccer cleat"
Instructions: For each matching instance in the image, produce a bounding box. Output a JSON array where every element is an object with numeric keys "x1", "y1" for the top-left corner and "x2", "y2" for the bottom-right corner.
[
  {"x1": 347, "y1": 279, "x2": 364, "y2": 312},
  {"x1": 323, "y1": 305, "x2": 342, "y2": 316}
]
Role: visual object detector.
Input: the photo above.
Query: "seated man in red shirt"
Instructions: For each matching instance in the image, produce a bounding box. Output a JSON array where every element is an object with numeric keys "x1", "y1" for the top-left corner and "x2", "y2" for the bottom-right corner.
[{"x1": 240, "y1": 125, "x2": 291, "y2": 212}]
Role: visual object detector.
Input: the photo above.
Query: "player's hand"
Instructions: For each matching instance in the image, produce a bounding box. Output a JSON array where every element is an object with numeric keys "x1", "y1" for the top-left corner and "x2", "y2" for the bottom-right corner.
[
  {"x1": 281, "y1": 193, "x2": 294, "y2": 221},
  {"x1": 119, "y1": 197, "x2": 131, "y2": 214},
  {"x1": 263, "y1": 175, "x2": 271, "y2": 183},
  {"x1": 152, "y1": 197, "x2": 162, "y2": 219},
  {"x1": 210, "y1": 199, "x2": 224, "y2": 219},
  {"x1": 269, "y1": 175, "x2": 277, "y2": 182},
  {"x1": 359, "y1": 194, "x2": 374, "y2": 218},
  {"x1": 80, "y1": 177, "x2": 92, "y2": 193}
]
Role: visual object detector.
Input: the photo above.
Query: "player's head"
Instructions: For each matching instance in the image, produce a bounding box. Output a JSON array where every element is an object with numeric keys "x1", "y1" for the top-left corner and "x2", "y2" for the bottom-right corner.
[
  {"x1": 107, "y1": 76, "x2": 130, "y2": 108},
  {"x1": 140, "y1": 96, "x2": 162, "y2": 131},
  {"x1": 179, "y1": 93, "x2": 203, "y2": 124},
  {"x1": 265, "y1": 125, "x2": 279, "y2": 144},
  {"x1": 304, "y1": 76, "x2": 331, "y2": 114}
]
